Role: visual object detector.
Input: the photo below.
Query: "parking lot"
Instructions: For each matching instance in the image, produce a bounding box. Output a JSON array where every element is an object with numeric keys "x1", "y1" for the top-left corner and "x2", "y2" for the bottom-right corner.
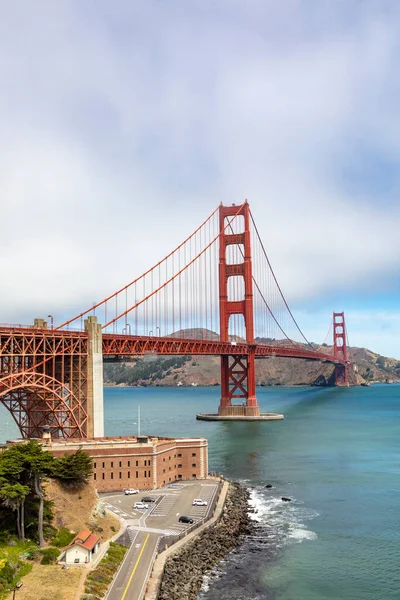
[
  {"x1": 101, "y1": 480, "x2": 218, "y2": 535},
  {"x1": 101, "y1": 479, "x2": 220, "y2": 600}
]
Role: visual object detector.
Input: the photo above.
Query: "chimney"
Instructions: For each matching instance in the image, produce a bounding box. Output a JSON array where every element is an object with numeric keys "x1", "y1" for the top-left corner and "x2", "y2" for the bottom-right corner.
[{"x1": 42, "y1": 427, "x2": 51, "y2": 445}]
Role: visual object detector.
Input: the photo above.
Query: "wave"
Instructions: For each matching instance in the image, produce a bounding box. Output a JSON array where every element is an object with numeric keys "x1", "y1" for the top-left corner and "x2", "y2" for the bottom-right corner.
[
  {"x1": 197, "y1": 484, "x2": 318, "y2": 599},
  {"x1": 248, "y1": 486, "x2": 318, "y2": 545}
]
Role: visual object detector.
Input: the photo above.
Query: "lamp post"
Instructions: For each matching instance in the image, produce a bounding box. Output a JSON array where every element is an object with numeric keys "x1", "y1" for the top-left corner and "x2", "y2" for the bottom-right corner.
[
  {"x1": 156, "y1": 326, "x2": 160, "y2": 337},
  {"x1": 148, "y1": 330, "x2": 153, "y2": 337},
  {"x1": 47, "y1": 315, "x2": 54, "y2": 330},
  {"x1": 12, "y1": 582, "x2": 23, "y2": 599}
]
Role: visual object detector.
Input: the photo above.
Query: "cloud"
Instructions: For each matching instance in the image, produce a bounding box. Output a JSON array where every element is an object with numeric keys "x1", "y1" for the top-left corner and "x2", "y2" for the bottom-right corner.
[{"x1": 0, "y1": 1, "x2": 399, "y2": 355}]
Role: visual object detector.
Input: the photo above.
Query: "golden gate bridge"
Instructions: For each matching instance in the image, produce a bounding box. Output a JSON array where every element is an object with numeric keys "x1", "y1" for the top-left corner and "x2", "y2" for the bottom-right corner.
[{"x1": 0, "y1": 201, "x2": 350, "y2": 439}]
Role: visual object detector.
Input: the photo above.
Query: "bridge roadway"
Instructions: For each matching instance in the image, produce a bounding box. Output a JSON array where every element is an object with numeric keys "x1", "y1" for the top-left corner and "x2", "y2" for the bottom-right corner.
[
  {"x1": 102, "y1": 479, "x2": 220, "y2": 600},
  {"x1": 103, "y1": 333, "x2": 343, "y2": 363},
  {"x1": 0, "y1": 326, "x2": 345, "y2": 366}
]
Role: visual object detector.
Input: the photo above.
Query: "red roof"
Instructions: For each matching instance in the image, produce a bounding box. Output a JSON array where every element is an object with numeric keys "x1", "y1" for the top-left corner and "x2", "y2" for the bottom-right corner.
[{"x1": 67, "y1": 529, "x2": 100, "y2": 551}]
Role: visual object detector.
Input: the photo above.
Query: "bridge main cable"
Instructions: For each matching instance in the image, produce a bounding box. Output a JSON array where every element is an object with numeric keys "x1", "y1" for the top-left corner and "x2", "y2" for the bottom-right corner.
[
  {"x1": 101, "y1": 206, "x2": 243, "y2": 329},
  {"x1": 54, "y1": 206, "x2": 221, "y2": 331}
]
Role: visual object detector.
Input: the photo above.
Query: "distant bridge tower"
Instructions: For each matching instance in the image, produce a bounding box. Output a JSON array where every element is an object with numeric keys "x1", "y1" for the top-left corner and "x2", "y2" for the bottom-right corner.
[
  {"x1": 333, "y1": 312, "x2": 349, "y2": 386},
  {"x1": 218, "y1": 202, "x2": 260, "y2": 417}
]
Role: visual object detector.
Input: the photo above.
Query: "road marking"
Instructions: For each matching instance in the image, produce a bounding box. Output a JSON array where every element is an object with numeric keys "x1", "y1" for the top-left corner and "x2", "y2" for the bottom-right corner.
[
  {"x1": 121, "y1": 533, "x2": 150, "y2": 600},
  {"x1": 129, "y1": 526, "x2": 181, "y2": 535}
]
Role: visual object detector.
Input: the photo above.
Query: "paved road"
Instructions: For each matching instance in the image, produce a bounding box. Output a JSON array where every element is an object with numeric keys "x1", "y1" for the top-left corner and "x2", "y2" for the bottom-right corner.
[
  {"x1": 105, "y1": 531, "x2": 158, "y2": 600},
  {"x1": 103, "y1": 480, "x2": 219, "y2": 600}
]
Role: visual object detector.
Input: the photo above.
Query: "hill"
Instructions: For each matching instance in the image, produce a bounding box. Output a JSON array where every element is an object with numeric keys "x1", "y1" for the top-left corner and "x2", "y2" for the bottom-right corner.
[{"x1": 103, "y1": 329, "x2": 400, "y2": 387}]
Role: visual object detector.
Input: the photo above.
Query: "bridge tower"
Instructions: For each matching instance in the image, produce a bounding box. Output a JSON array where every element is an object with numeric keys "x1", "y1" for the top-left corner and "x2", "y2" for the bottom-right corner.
[
  {"x1": 333, "y1": 312, "x2": 349, "y2": 386},
  {"x1": 218, "y1": 202, "x2": 260, "y2": 417}
]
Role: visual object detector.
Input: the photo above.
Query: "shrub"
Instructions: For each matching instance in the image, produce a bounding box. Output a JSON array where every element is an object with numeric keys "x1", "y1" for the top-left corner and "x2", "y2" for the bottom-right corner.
[
  {"x1": 80, "y1": 543, "x2": 126, "y2": 600},
  {"x1": 26, "y1": 548, "x2": 41, "y2": 560},
  {"x1": 43, "y1": 524, "x2": 57, "y2": 541},
  {"x1": 40, "y1": 547, "x2": 60, "y2": 565},
  {"x1": 51, "y1": 527, "x2": 75, "y2": 548}
]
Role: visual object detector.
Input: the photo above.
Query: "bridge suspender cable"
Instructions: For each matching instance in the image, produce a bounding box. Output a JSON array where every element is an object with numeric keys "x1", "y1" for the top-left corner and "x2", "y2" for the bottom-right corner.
[
  {"x1": 54, "y1": 206, "x2": 221, "y2": 331},
  {"x1": 249, "y1": 210, "x2": 316, "y2": 352},
  {"x1": 226, "y1": 221, "x2": 297, "y2": 348},
  {"x1": 100, "y1": 205, "x2": 243, "y2": 329}
]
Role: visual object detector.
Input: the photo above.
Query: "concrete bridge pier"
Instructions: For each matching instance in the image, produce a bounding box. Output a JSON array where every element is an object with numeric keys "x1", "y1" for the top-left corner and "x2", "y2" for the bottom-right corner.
[{"x1": 85, "y1": 316, "x2": 104, "y2": 438}]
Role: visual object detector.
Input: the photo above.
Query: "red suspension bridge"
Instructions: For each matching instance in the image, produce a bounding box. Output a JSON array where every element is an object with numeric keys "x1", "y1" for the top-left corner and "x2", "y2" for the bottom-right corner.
[{"x1": 0, "y1": 201, "x2": 350, "y2": 439}]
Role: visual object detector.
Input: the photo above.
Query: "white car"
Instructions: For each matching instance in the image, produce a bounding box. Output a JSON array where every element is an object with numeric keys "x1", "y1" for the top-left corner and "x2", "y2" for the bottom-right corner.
[
  {"x1": 192, "y1": 499, "x2": 208, "y2": 506},
  {"x1": 124, "y1": 489, "x2": 139, "y2": 495},
  {"x1": 134, "y1": 502, "x2": 149, "y2": 510}
]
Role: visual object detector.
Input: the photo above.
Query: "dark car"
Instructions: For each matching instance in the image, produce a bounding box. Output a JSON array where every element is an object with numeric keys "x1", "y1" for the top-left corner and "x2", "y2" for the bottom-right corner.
[
  {"x1": 178, "y1": 515, "x2": 194, "y2": 524},
  {"x1": 141, "y1": 497, "x2": 156, "y2": 503}
]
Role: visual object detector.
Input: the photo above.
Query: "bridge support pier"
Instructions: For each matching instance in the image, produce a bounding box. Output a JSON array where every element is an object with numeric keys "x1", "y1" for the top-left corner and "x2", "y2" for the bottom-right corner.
[
  {"x1": 85, "y1": 316, "x2": 104, "y2": 437},
  {"x1": 197, "y1": 202, "x2": 283, "y2": 422},
  {"x1": 218, "y1": 354, "x2": 260, "y2": 417}
]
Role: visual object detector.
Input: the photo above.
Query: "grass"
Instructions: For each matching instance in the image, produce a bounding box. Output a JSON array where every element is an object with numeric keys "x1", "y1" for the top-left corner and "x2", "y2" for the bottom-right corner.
[
  {"x1": 0, "y1": 540, "x2": 39, "y2": 561},
  {"x1": 3, "y1": 564, "x2": 82, "y2": 600},
  {"x1": 0, "y1": 540, "x2": 37, "y2": 599},
  {"x1": 0, "y1": 534, "x2": 67, "y2": 598}
]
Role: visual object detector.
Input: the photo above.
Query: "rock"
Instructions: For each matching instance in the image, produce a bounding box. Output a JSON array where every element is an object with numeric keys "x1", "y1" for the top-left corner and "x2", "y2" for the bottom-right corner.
[
  {"x1": 265, "y1": 484, "x2": 273, "y2": 488},
  {"x1": 281, "y1": 497, "x2": 292, "y2": 502}
]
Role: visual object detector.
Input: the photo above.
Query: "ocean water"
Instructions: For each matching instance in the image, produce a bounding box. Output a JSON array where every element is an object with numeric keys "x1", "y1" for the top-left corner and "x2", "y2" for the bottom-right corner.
[{"x1": 0, "y1": 384, "x2": 399, "y2": 600}]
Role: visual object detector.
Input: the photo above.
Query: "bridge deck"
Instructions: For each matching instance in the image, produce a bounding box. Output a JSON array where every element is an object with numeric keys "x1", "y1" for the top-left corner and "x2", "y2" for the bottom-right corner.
[{"x1": 0, "y1": 327, "x2": 345, "y2": 366}]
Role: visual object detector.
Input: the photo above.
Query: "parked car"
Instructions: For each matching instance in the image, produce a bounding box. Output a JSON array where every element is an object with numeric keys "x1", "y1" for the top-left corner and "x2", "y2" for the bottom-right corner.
[
  {"x1": 141, "y1": 497, "x2": 156, "y2": 503},
  {"x1": 178, "y1": 515, "x2": 194, "y2": 524},
  {"x1": 134, "y1": 502, "x2": 149, "y2": 510},
  {"x1": 124, "y1": 489, "x2": 139, "y2": 495},
  {"x1": 192, "y1": 499, "x2": 208, "y2": 506}
]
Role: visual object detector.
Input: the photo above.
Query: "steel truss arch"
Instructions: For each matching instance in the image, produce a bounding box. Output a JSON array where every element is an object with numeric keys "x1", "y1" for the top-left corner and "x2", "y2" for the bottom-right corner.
[{"x1": 0, "y1": 372, "x2": 87, "y2": 439}]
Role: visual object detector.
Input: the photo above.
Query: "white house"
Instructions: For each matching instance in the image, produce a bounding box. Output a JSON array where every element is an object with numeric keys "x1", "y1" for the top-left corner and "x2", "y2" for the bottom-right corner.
[{"x1": 63, "y1": 528, "x2": 101, "y2": 565}]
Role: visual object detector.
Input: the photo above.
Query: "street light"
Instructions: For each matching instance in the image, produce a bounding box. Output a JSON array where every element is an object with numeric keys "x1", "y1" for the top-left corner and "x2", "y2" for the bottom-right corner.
[
  {"x1": 148, "y1": 330, "x2": 153, "y2": 337},
  {"x1": 156, "y1": 326, "x2": 160, "y2": 337},
  {"x1": 47, "y1": 315, "x2": 54, "y2": 330},
  {"x1": 13, "y1": 582, "x2": 23, "y2": 600}
]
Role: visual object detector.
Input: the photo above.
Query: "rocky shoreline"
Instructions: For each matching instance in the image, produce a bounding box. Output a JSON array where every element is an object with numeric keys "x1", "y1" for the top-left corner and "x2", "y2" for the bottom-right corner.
[{"x1": 158, "y1": 482, "x2": 254, "y2": 600}]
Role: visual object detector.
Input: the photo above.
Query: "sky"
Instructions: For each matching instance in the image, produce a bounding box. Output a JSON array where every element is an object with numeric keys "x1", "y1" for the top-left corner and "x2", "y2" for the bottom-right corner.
[{"x1": 1, "y1": 0, "x2": 400, "y2": 358}]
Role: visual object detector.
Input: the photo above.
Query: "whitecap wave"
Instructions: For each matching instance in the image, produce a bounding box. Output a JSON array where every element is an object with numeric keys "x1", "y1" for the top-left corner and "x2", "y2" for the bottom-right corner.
[
  {"x1": 247, "y1": 486, "x2": 317, "y2": 545},
  {"x1": 288, "y1": 526, "x2": 318, "y2": 542}
]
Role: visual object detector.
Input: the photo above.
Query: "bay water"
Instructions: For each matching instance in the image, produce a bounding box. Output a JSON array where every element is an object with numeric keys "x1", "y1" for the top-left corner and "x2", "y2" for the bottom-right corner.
[{"x1": 0, "y1": 384, "x2": 399, "y2": 599}]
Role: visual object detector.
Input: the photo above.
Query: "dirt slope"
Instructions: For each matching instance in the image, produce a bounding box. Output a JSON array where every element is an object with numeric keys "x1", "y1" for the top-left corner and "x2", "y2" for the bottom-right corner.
[{"x1": 45, "y1": 479, "x2": 119, "y2": 542}]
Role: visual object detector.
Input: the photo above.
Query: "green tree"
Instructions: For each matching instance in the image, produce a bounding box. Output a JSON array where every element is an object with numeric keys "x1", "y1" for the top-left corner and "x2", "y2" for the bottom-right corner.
[
  {"x1": 0, "y1": 446, "x2": 30, "y2": 541},
  {"x1": 24, "y1": 442, "x2": 55, "y2": 547},
  {"x1": 0, "y1": 482, "x2": 30, "y2": 541},
  {"x1": 53, "y1": 449, "x2": 93, "y2": 483},
  {"x1": 7, "y1": 441, "x2": 55, "y2": 547}
]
